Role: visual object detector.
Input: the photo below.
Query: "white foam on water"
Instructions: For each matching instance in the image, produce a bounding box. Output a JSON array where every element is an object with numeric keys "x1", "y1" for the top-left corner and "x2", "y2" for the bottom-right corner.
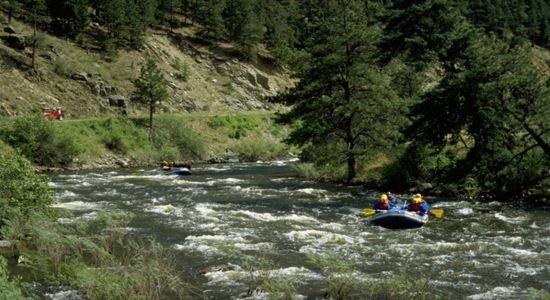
[
  {"x1": 467, "y1": 286, "x2": 523, "y2": 299},
  {"x1": 206, "y1": 178, "x2": 244, "y2": 185},
  {"x1": 295, "y1": 188, "x2": 327, "y2": 195},
  {"x1": 48, "y1": 181, "x2": 61, "y2": 188},
  {"x1": 180, "y1": 234, "x2": 250, "y2": 255},
  {"x1": 494, "y1": 213, "x2": 526, "y2": 224},
  {"x1": 319, "y1": 222, "x2": 346, "y2": 232},
  {"x1": 457, "y1": 207, "x2": 474, "y2": 215},
  {"x1": 194, "y1": 203, "x2": 224, "y2": 221},
  {"x1": 204, "y1": 265, "x2": 322, "y2": 287},
  {"x1": 233, "y1": 242, "x2": 273, "y2": 251},
  {"x1": 529, "y1": 222, "x2": 540, "y2": 229},
  {"x1": 228, "y1": 186, "x2": 267, "y2": 196},
  {"x1": 284, "y1": 230, "x2": 358, "y2": 246},
  {"x1": 503, "y1": 247, "x2": 538, "y2": 257},
  {"x1": 271, "y1": 177, "x2": 294, "y2": 182},
  {"x1": 52, "y1": 201, "x2": 99, "y2": 210},
  {"x1": 57, "y1": 212, "x2": 98, "y2": 224},
  {"x1": 202, "y1": 166, "x2": 230, "y2": 172},
  {"x1": 174, "y1": 243, "x2": 219, "y2": 256},
  {"x1": 95, "y1": 189, "x2": 120, "y2": 196},
  {"x1": 432, "y1": 200, "x2": 471, "y2": 209},
  {"x1": 173, "y1": 179, "x2": 205, "y2": 185},
  {"x1": 505, "y1": 261, "x2": 539, "y2": 275},
  {"x1": 45, "y1": 290, "x2": 83, "y2": 300},
  {"x1": 149, "y1": 196, "x2": 166, "y2": 204},
  {"x1": 195, "y1": 222, "x2": 226, "y2": 231},
  {"x1": 185, "y1": 234, "x2": 247, "y2": 243},
  {"x1": 147, "y1": 204, "x2": 181, "y2": 216},
  {"x1": 232, "y1": 210, "x2": 319, "y2": 223},
  {"x1": 268, "y1": 266, "x2": 323, "y2": 281},
  {"x1": 56, "y1": 190, "x2": 78, "y2": 199}
]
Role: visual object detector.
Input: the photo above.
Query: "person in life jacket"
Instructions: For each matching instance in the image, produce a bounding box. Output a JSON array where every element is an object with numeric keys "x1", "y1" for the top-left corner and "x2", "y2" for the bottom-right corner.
[
  {"x1": 373, "y1": 193, "x2": 397, "y2": 210},
  {"x1": 406, "y1": 193, "x2": 429, "y2": 215},
  {"x1": 160, "y1": 161, "x2": 171, "y2": 170}
]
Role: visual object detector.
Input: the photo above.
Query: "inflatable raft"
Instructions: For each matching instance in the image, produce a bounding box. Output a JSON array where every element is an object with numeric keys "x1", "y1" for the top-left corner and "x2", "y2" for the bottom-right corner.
[
  {"x1": 161, "y1": 166, "x2": 192, "y2": 176},
  {"x1": 370, "y1": 209, "x2": 429, "y2": 229}
]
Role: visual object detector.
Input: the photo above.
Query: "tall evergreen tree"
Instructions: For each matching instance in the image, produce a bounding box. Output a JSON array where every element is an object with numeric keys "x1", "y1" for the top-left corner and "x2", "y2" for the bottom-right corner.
[
  {"x1": 407, "y1": 33, "x2": 550, "y2": 196},
  {"x1": 196, "y1": 0, "x2": 226, "y2": 40},
  {"x1": 274, "y1": 0, "x2": 405, "y2": 183},
  {"x1": 47, "y1": 0, "x2": 90, "y2": 37},
  {"x1": 157, "y1": 0, "x2": 179, "y2": 30},
  {"x1": 24, "y1": 0, "x2": 48, "y2": 71},
  {"x1": 224, "y1": 0, "x2": 263, "y2": 60},
  {"x1": 132, "y1": 59, "x2": 169, "y2": 142},
  {"x1": 4, "y1": 0, "x2": 22, "y2": 24},
  {"x1": 264, "y1": 0, "x2": 296, "y2": 63},
  {"x1": 380, "y1": 0, "x2": 466, "y2": 68}
]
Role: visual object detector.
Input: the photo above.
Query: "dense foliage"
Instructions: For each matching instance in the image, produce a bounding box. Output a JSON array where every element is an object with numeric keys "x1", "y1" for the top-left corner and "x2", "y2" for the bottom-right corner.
[
  {"x1": 273, "y1": 0, "x2": 550, "y2": 198},
  {"x1": 3, "y1": 0, "x2": 549, "y2": 60},
  {"x1": 0, "y1": 116, "x2": 81, "y2": 166}
]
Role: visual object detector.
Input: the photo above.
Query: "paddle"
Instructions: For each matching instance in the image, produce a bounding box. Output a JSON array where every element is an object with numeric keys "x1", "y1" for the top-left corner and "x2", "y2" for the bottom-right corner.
[
  {"x1": 360, "y1": 208, "x2": 445, "y2": 218},
  {"x1": 360, "y1": 208, "x2": 379, "y2": 217},
  {"x1": 429, "y1": 209, "x2": 444, "y2": 218}
]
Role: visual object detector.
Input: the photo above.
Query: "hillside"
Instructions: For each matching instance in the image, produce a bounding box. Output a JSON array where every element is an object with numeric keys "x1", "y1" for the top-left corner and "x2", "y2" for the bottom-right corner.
[{"x1": 0, "y1": 15, "x2": 293, "y2": 118}]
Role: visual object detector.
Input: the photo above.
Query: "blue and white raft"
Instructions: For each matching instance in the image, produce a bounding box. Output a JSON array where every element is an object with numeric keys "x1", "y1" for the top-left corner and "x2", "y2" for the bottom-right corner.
[
  {"x1": 161, "y1": 166, "x2": 192, "y2": 176},
  {"x1": 366, "y1": 209, "x2": 429, "y2": 229}
]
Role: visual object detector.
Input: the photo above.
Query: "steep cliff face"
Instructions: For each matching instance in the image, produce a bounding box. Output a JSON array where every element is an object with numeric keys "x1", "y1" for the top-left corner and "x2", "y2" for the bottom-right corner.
[{"x1": 0, "y1": 20, "x2": 293, "y2": 118}]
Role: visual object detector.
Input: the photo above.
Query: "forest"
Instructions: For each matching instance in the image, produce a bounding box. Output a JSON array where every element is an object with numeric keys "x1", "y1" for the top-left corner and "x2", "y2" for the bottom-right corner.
[{"x1": 1, "y1": 0, "x2": 549, "y2": 199}]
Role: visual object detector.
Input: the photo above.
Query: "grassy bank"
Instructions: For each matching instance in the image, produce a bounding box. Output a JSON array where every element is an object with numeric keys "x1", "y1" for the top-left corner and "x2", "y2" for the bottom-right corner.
[{"x1": 0, "y1": 111, "x2": 295, "y2": 168}]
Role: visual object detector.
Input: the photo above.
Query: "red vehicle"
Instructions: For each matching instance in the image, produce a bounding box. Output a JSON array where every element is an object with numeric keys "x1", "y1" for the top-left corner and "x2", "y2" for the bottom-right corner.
[{"x1": 43, "y1": 108, "x2": 64, "y2": 120}]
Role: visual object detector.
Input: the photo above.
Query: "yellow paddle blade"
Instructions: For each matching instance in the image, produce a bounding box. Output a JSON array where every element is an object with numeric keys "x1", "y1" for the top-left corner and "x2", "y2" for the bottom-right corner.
[
  {"x1": 429, "y1": 209, "x2": 444, "y2": 218},
  {"x1": 361, "y1": 208, "x2": 377, "y2": 217}
]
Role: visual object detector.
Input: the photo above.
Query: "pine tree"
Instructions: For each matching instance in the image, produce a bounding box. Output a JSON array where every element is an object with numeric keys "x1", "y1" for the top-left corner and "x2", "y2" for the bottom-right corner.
[
  {"x1": 24, "y1": 0, "x2": 48, "y2": 71},
  {"x1": 97, "y1": 0, "x2": 127, "y2": 48},
  {"x1": 264, "y1": 0, "x2": 296, "y2": 63},
  {"x1": 274, "y1": 0, "x2": 405, "y2": 183},
  {"x1": 132, "y1": 59, "x2": 169, "y2": 142},
  {"x1": 380, "y1": 0, "x2": 466, "y2": 68},
  {"x1": 47, "y1": 0, "x2": 90, "y2": 37},
  {"x1": 224, "y1": 0, "x2": 263, "y2": 60},
  {"x1": 157, "y1": 0, "x2": 179, "y2": 30},
  {"x1": 407, "y1": 32, "x2": 550, "y2": 196},
  {"x1": 196, "y1": 0, "x2": 226, "y2": 40},
  {"x1": 5, "y1": 0, "x2": 22, "y2": 24}
]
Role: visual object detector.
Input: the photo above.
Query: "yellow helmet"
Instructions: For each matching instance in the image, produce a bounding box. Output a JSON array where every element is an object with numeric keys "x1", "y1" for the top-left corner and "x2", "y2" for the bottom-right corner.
[
  {"x1": 380, "y1": 194, "x2": 388, "y2": 201},
  {"x1": 413, "y1": 193, "x2": 422, "y2": 204}
]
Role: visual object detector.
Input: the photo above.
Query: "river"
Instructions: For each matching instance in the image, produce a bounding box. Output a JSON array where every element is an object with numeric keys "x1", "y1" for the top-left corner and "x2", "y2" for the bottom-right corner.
[{"x1": 48, "y1": 161, "x2": 550, "y2": 299}]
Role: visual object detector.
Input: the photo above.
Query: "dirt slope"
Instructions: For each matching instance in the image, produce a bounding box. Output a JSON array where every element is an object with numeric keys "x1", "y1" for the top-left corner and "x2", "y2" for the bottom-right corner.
[{"x1": 0, "y1": 17, "x2": 293, "y2": 118}]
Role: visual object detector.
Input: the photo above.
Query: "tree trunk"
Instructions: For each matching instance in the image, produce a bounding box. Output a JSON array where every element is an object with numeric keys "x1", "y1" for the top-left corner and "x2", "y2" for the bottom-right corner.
[
  {"x1": 31, "y1": 16, "x2": 37, "y2": 71},
  {"x1": 149, "y1": 101, "x2": 154, "y2": 143},
  {"x1": 346, "y1": 150, "x2": 356, "y2": 184},
  {"x1": 523, "y1": 123, "x2": 550, "y2": 159}
]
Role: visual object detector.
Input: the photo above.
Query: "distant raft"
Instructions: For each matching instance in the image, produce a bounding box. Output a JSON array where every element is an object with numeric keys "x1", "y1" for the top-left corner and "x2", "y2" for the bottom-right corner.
[
  {"x1": 160, "y1": 161, "x2": 192, "y2": 176},
  {"x1": 162, "y1": 166, "x2": 192, "y2": 175},
  {"x1": 370, "y1": 209, "x2": 429, "y2": 229}
]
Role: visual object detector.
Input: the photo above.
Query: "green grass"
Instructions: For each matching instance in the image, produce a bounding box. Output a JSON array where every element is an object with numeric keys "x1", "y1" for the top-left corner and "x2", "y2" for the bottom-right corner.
[{"x1": 0, "y1": 112, "x2": 292, "y2": 167}]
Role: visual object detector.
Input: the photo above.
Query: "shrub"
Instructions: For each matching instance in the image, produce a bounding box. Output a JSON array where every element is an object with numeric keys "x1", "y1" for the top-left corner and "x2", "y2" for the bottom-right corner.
[
  {"x1": 0, "y1": 257, "x2": 29, "y2": 300},
  {"x1": 207, "y1": 115, "x2": 258, "y2": 139},
  {"x1": 0, "y1": 151, "x2": 53, "y2": 228},
  {"x1": 51, "y1": 56, "x2": 76, "y2": 77},
  {"x1": 0, "y1": 117, "x2": 81, "y2": 166},
  {"x1": 154, "y1": 116, "x2": 205, "y2": 160},
  {"x1": 173, "y1": 58, "x2": 190, "y2": 82},
  {"x1": 93, "y1": 118, "x2": 149, "y2": 155},
  {"x1": 232, "y1": 140, "x2": 287, "y2": 162}
]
